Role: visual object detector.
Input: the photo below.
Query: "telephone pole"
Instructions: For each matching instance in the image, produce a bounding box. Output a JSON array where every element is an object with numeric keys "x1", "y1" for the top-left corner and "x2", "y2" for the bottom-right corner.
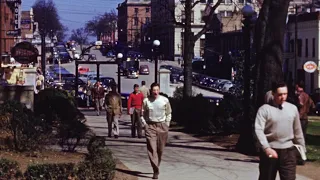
[{"x1": 294, "y1": 4, "x2": 298, "y2": 83}]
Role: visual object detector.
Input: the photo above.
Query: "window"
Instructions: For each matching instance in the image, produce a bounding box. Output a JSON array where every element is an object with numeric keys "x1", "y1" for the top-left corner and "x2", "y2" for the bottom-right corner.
[
  {"x1": 146, "y1": 17, "x2": 150, "y2": 23},
  {"x1": 312, "y1": 38, "x2": 315, "y2": 57},
  {"x1": 298, "y1": 39, "x2": 302, "y2": 57},
  {"x1": 219, "y1": 11, "x2": 225, "y2": 17},
  {"x1": 201, "y1": 10, "x2": 205, "y2": 23},
  {"x1": 134, "y1": 8, "x2": 138, "y2": 13},
  {"x1": 181, "y1": 11, "x2": 194, "y2": 23},
  {"x1": 305, "y1": 38, "x2": 308, "y2": 57},
  {"x1": 146, "y1": 8, "x2": 150, "y2": 13},
  {"x1": 290, "y1": 40, "x2": 294, "y2": 53},
  {"x1": 134, "y1": 17, "x2": 138, "y2": 26},
  {"x1": 226, "y1": 11, "x2": 233, "y2": 17},
  {"x1": 200, "y1": 39, "x2": 205, "y2": 56}
]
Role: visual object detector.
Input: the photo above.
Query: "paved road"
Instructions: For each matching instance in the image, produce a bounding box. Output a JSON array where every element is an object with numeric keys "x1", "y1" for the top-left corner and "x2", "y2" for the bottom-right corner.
[
  {"x1": 59, "y1": 49, "x2": 222, "y2": 98},
  {"x1": 83, "y1": 110, "x2": 310, "y2": 180}
]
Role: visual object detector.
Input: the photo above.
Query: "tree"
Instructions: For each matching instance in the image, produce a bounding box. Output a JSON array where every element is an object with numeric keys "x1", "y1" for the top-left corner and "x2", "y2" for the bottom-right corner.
[
  {"x1": 70, "y1": 28, "x2": 90, "y2": 50},
  {"x1": 161, "y1": 0, "x2": 223, "y2": 97},
  {"x1": 32, "y1": 0, "x2": 65, "y2": 37},
  {"x1": 85, "y1": 10, "x2": 117, "y2": 40},
  {"x1": 236, "y1": 0, "x2": 291, "y2": 154}
]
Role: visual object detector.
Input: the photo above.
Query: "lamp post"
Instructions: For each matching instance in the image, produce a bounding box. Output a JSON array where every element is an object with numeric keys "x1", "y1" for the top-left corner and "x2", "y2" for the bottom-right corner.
[
  {"x1": 117, "y1": 53, "x2": 123, "y2": 93},
  {"x1": 242, "y1": 4, "x2": 255, "y2": 123},
  {"x1": 153, "y1": 40, "x2": 160, "y2": 83}
]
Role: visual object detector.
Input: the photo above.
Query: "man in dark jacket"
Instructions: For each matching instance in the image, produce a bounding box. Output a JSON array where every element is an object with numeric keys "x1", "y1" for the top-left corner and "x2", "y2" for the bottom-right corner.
[{"x1": 104, "y1": 84, "x2": 122, "y2": 138}]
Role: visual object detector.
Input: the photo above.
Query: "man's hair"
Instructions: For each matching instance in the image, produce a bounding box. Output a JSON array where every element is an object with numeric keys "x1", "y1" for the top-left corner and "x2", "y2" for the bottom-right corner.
[
  {"x1": 150, "y1": 82, "x2": 160, "y2": 90},
  {"x1": 141, "y1": 81, "x2": 146, "y2": 85},
  {"x1": 296, "y1": 81, "x2": 305, "y2": 89},
  {"x1": 272, "y1": 81, "x2": 287, "y2": 93},
  {"x1": 133, "y1": 84, "x2": 139, "y2": 88}
]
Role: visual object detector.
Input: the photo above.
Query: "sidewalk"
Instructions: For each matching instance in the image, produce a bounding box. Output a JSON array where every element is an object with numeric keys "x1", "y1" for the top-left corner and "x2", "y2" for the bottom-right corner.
[{"x1": 83, "y1": 110, "x2": 310, "y2": 180}]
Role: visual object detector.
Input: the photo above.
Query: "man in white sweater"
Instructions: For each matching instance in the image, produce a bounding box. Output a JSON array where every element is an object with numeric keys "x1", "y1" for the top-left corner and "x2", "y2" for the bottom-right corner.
[
  {"x1": 141, "y1": 82, "x2": 172, "y2": 179},
  {"x1": 255, "y1": 81, "x2": 305, "y2": 180}
]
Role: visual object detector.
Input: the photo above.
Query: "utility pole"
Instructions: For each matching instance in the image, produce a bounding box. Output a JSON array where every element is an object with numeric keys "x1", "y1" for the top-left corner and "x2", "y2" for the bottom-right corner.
[
  {"x1": 0, "y1": 0, "x2": 3, "y2": 57},
  {"x1": 41, "y1": 0, "x2": 46, "y2": 79},
  {"x1": 294, "y1": 4, "x2": 298, "y2": 83}
]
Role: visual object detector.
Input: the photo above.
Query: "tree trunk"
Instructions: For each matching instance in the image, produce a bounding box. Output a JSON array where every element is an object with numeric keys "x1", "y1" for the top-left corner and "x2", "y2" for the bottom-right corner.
[
  {"x1": 183, "y1": 0, "x2": 193, "y2": 98},
  {"x1": 236, "y1": 0, "x2": 291, "y2": 155}
]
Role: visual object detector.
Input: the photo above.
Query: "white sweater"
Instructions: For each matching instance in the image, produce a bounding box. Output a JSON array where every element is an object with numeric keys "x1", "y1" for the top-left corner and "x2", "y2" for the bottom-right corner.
[{"x1": 141, "y1": 95, "x2": 172, "y2": 126}]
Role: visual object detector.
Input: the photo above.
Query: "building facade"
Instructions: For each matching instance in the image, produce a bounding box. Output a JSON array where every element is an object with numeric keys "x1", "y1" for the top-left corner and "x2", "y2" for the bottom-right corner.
[
  {"x1": 0, "y1": 0, "x2": 20, "y2": 55},
  {"x1": 117, "y1": 0, "x2": 151, "y2": 49},
  {"x1": 286, "y1": 12, "x2": 320, "y2": 93},
  {"x1": 20, "y1": 9, "x2": 34, "y2": 42}
]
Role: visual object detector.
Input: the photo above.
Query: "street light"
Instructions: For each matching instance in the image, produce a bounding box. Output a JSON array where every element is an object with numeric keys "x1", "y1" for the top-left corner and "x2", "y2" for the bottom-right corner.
[
  {"x1": 153, "y1": 40, "x2": 160, "y2": 83},
  {"x1": 117, "y1": 53, "x2": 123, "y2": 93},
  {"x1": 241, "y1": 4, "x2": 255, "y2": 127}
]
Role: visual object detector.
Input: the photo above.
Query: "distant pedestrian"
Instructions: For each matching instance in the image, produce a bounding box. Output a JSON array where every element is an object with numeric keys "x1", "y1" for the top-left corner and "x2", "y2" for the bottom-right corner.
[
  {"x1": 294, "y1": 82, "x2": 315, "y2": 140},
  {"x1": 127, "y1": 84, "x2": 144, "y2": 138},
  {"x1": 178, "y1": 57, "x2": 181, "y2": 65},
  {"x1": 140, "y1": 81, "x2": 150, "y2": 98},
  {"x1": 255, "y1": 81, "x2": 305, "y2": 180},
  {"x1": 92, "y1": 81, "x2": 105, "y2": 116},
  {"x1": 85, "y1": 81, "x2": 93, "y2": 108},
  {"x1": 141, "y1": 83, "x2": 172, "y2": 179},
  {"x1": 104, "y1": 84, "x2": 122, "y2": 138}
]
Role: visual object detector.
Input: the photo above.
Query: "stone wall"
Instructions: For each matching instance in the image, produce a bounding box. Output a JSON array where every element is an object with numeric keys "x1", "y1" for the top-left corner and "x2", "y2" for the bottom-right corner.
[{"x1": 0, "y1": 85, "x2": 34, "y2": 110}]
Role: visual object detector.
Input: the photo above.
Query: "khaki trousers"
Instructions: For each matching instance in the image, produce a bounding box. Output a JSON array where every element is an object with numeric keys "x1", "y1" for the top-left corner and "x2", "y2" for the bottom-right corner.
[
  {"x1": 131, "y1": 108, "x2": 142, "y2": 137},
  {"x1": 106, "y1": 112, "x2": 120, "y2": 137},
  {"x1": 145, "y1": 122, "x2": 169, "y2": 174},
  {"x1": 259, "y1": 147, "x2": 297, "y2": 180}
]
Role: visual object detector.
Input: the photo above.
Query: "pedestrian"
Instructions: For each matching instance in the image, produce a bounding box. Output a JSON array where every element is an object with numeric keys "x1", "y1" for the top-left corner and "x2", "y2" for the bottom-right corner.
[
  {"x1": 127, "y1": 84, "x2": 144, "y2": 138},
  {"x1": 104, "y1": 84, "x2": 122, "y2": 138},
  {"x1": 178, "y1": 57, "x2": 181, "y2": 65},
  {"x1": 140, "y1": 80, "x2": 150, "y2": 98},
  {"x1": 141, "y1": 83, "x2": 172, "y2": 179},
  {"x1": 255, "y1": 81, "x2": 305, "y2": 180},
  {"x1": 294, "y1": 81, "x2": 315, "y2": 140},
  {"x1": 85, "y1": 81, "x2": 93, "y2": 108},
  {"x1": 92, "y1": 81, "x2": 105, "y2": 116}
]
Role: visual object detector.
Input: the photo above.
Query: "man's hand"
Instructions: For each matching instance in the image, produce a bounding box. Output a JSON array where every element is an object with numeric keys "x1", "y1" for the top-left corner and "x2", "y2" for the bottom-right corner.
[{"x1": 265, "y1": 148, "x2": 278, "y2": 159}]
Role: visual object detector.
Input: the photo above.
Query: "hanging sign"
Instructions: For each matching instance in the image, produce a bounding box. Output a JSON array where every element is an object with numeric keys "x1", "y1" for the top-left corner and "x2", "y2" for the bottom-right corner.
[{"x1": 303, "y1": 61, "x2": 317, "y2": 73}]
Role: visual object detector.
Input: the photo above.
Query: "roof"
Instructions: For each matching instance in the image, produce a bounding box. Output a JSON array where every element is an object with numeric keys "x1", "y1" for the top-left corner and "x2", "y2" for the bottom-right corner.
[
  {"x1": 118, "y1": 0, "x2": 150, "y2": 8},
  {"x1": 287, "y1": 11, "x2": 320, "y2": 24}
]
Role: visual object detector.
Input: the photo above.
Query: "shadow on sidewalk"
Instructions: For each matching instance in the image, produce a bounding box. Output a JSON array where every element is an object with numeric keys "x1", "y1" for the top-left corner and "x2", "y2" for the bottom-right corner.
[
  {"x1": 116, "y1": 168, "x2": 153, "y2": 178},
  {"x1": 224, "y1": 158, "x2": 259, "y2": 163}
]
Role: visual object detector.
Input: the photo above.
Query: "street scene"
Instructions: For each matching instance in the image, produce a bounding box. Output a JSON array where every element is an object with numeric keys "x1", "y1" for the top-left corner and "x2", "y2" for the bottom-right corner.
[{"x1": 0, "y1": 0, "x2": 320, "y2": 180}]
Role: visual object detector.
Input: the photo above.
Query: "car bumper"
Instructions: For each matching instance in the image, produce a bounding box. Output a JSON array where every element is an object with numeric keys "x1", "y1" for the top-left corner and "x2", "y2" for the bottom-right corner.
[
  {"x1": 139, "y1": 71, "x2": 149, "y2": 75},
  {"x1": 127, "y1": 74, "x2": 139, "y2": 78}
]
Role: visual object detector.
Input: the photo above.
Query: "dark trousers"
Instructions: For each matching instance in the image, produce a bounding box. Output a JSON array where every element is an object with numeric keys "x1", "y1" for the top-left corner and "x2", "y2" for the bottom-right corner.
[
  {"x1": 259, "y1": 147, "x2": 297, "y2": 180},
  {"x1": 131, "y1": 108, "x2": 142, "y2": 137},
  {"x1": 300, "y1": 119, "x2": 308, "y2": 141}
]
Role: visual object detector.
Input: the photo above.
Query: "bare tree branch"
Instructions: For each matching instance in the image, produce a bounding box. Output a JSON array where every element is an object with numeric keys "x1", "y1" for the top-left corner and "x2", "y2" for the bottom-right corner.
[
  {"x1": 158, "y1": 0, "x2": 185, "y2": 27},
  {"x1": 191, "y1": 0, "x2": 202, "y2": 9},
  {"x1": 193, "y1": 0, "x2": 223, "y2": 41}
]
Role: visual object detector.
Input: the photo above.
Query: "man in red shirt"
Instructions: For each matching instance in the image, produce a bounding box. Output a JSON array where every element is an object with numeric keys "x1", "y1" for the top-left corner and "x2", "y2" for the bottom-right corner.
[{"x1": 127, "y1": 84, "x2": 144, "y2": 138}]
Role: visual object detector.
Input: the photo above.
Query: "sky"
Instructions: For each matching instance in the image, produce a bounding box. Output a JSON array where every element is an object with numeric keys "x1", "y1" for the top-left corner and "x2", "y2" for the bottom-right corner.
[{"x1": 21, "y1": 0, "x2": 122, "y2": 39}]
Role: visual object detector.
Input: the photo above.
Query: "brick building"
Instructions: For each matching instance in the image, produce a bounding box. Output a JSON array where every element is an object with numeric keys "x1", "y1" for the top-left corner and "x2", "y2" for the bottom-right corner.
[
  {"x1": 117, "y1": 0, "x2": 151, "y2": 48},
  {"x1": 0, "y1": 1, "x2": 17, "y2": 55}
]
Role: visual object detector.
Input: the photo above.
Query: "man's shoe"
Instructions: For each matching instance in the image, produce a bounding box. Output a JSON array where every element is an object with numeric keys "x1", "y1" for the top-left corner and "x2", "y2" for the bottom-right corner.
[
  {"x1": 114, "y1": 135, "x2": 119, "y2": 139},
  {"x1": 108, "y1": 135, "x2": 112, "y2": 138},
  {"x1": 152, "y1": 173, "x2": 159, "y2": 179}
]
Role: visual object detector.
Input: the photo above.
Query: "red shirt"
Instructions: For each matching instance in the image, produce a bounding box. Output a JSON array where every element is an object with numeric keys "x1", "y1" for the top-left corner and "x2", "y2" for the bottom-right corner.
[{"x1": 127, "y1": 92, "x2": 144, "y2": 110}]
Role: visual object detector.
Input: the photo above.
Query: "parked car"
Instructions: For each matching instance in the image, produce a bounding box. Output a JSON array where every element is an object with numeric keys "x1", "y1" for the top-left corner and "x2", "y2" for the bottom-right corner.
[
  {"x1": 88, "y1": 54, "x2": 97, "y2": 61},
  {"x1": 139, "y1": 65, "x2": 149, "y2": 75},
  {"x1": 78, "y1": 66, "x2": 90, "y2": 74},
  {"x1": 127, "y1": 67, "x2": 139, "y2": 79}
]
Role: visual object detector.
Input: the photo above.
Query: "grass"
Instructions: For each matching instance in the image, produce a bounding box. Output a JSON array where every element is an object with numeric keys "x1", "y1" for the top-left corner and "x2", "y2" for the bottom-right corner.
[{"x1": 306, "y1": 121, "x2": 320, "y2": 163}]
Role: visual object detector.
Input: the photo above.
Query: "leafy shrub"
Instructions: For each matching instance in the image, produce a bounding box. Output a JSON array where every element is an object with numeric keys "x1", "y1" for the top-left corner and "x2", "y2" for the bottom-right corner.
[
  {"x1": 24, "y1": 163, "x2": 76, "y2": 180},
  {"x1": 170, "y1": 93, "x2": 243, "y2": 135},
  {"x1": 34, "y1": 88, "x2": 89, "y2": 152},
  {"x1": 172, "y1": 86, "x2": 196, "y2": 100},
  {"x1": 77, "y1": 136, "x2": 115, "y2": 180},
  {"x1": 0, "y1": 101, "x2": 51, "y2": 151},
  {"x1": 0, "y1": 158, "x2": 23, "y2": 179}
]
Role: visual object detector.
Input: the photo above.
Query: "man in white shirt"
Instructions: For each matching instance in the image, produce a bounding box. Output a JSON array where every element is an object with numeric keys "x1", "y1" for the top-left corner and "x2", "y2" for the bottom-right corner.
[{"x1": 141, "y1": 82, "x2": 172, "y2": 179}]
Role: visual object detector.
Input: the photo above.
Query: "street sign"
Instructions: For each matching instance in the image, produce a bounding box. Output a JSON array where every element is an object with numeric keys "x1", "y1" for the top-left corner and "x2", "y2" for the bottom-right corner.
[
  {"x1": 11, "y1": 42, "x2": 39, "y2": 64},
  {"x1": 6, "y1": 29, "x2": 20, "y2": 36},
  {"x1": 303, "y1": 61, "x2": 317, "y2": 73}
]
